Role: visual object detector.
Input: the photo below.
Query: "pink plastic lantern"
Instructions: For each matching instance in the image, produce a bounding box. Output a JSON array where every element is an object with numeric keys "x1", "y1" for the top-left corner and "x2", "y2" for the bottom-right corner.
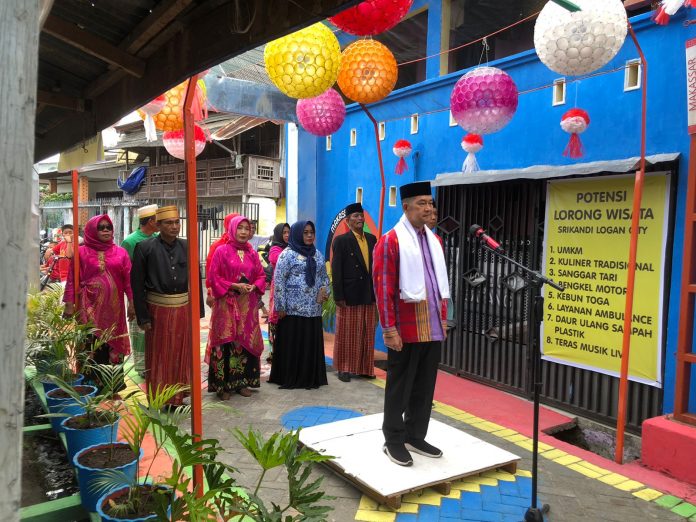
[
  {"x1": 450, "y1": 67, "x2": 518, "y2": 135},
  {"x1": 162, "y1": 124, "x2": 206, "y2": 160},
  {"x1": 329, "y1": 0, "x2": 413, "y2": 36},
  {"x1": 141, "y1": 94, "x2": 166, "y2": 142},
  {"x1": 296, "y1": 88, "x2": 346, "y2": 136}
]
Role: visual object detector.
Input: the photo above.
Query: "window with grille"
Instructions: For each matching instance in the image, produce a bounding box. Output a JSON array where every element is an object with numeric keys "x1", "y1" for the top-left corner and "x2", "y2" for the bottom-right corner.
[{"x1": 257, "y1": 165, "x2": 274, "y2": 181}]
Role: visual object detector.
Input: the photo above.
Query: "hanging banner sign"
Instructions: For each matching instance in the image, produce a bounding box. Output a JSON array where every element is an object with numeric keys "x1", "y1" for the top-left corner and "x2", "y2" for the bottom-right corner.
[
  {"x1": 57, "y1": 133, "x2": 104, "y2": 173},
  {"x1": 540, "y1": 174, "x2": 670, "y2": 387},
  {"x1": 686, "y1": 38, "x2": 696, "y2": 134}
]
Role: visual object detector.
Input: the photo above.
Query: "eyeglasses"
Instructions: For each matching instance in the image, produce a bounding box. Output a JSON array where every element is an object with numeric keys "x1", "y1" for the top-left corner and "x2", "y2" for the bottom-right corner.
[{"x1": 97, "y1": 224, "x2": 113, "y2": 231}]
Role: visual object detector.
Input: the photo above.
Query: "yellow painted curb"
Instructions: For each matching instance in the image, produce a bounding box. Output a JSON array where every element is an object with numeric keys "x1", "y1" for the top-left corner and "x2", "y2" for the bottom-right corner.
[
  {"x1": 632, "y1": 488, "x2": 663, "y2": 502},
  {"x1": 354, "y1": 509, "x2": 396, "y2": 522}
]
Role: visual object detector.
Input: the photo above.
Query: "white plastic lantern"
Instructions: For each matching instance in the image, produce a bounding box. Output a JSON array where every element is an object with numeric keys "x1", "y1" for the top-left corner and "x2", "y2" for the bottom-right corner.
[{"x1": 534, "y1": 0, "x2": 627, "y2": 77}]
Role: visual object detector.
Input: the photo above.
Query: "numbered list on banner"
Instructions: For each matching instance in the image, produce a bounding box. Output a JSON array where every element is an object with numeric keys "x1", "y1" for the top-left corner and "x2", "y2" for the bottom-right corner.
[{"x1": 540, "y1": 174, "x2": 669, "y2": 387}]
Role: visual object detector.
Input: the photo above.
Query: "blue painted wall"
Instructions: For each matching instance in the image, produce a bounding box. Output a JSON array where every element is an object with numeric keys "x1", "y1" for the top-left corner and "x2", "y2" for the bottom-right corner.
[{"x1": 299, "y1": 8, "x2": 696, "y2": 414}]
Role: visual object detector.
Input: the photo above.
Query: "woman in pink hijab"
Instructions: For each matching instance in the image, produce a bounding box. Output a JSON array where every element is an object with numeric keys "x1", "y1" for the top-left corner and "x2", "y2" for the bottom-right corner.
[
  {"x1": 64, "y1": 215, "x2": 133, "y2": 379},
  {"x1": 205, "y1": 216, "x2": 265, "y2": 400}
]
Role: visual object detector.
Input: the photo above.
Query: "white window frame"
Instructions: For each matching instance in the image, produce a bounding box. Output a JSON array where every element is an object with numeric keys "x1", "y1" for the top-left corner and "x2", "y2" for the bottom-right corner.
[
  {"x1": 356, "y1": 187, "x2": 363, "y2": 203},
  {"x1": 410, "y1": 114, "x2": 419, "y2": 134},
  {"x1": 378, "y1": 122, "x2": 386, "y2": 141},
  {"x1": 325, "y1": 135, "x2": 332, "y2": 151},
  {"x1": 552, "y1": 78, "x2": 566, "y2": 106},
  {"x1": 389, "y1": 186, "x2": 397, "y2": 207},
  {"x1": 449, "y1": 110, "x2": 457, "y2": 127},
  {"x1": 624, "y1": 59, "x2": 642, "y2": 92},
  {"x1": 350, "y1": 128, "x2": 357, "y2": 146}
]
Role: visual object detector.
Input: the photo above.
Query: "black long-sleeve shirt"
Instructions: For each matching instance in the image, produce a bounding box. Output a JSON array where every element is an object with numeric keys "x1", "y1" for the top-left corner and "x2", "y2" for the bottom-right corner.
[{"x1": 131, "y1": 236, "x2": 204, "y2": 326}]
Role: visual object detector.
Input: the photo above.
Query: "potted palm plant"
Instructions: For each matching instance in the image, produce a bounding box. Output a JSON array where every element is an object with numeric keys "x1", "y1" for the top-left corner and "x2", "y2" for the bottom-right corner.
[
  {"x1": 80, "y1": 383, "x2": 190, "y2": 519},
  {"x1": 48, "y1": 362, "x2": 126, "y2": 462},
  {"x1": 25, "y1": 284, "x2": 94, "y2": 393}
]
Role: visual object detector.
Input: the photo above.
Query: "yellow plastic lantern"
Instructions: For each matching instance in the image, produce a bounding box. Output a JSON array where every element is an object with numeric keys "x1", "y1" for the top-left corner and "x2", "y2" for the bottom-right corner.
[
  {"x1": 337, "y1": 39, "x2": 398, "y2": 105},
  {"x1": 264, "y1": 22, "x2": 341, "y2": 99},
  {"x1": 138, "y1": 79, "x2": 207, "y2": 132}
]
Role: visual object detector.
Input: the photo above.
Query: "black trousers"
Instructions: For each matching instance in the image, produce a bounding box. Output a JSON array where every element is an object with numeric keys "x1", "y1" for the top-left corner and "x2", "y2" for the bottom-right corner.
[{"x1": 382, "y1": 341, "x2": 440, "y2": 445}]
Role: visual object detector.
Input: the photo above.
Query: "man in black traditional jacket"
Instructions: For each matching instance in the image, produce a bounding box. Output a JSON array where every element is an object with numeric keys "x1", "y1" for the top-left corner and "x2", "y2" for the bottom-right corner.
[
  {"x1": 331, "y1": 202, "x2": 378, "y2": 382},
  {"x1": 131, "y1": 205, "x2": 204, "y2": 405}
]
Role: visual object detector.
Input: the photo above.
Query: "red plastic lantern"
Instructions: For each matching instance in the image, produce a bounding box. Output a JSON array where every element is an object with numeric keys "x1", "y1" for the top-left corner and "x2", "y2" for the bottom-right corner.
[
  {"x1": 338, "y1": 40, "x2": 398, "y2": 104},
  {"x1": 140, "y1": 94, "x2": 166, "y2": 142},
  {"x1": 560, "y1": 108, "x2": 590, "y2": 159},
  {"x1": 461, "y1": 134, "x2": 483, "y2": 173},
  {"x1": 162, "y1": 124, "x2": 206, "y2": 160},
  {"x1": 392, "y1": 139, "x2": 412, "y2": 175},
  {"x1": 329, "y1": 0, "x2": 413, "y2": 36}
]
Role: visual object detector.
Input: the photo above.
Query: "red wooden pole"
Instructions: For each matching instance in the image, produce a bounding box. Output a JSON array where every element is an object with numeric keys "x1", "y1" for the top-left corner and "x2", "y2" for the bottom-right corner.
[
  {"x1": 360, "y1": 104, "x2": 386, "y2": 236},
  {"x1": 673, "y1": 135, "x2": 696, "y2": 425},
  {"x1": 71, "y1": 169, "x2": 80, "y2": 309},
  {"x1": 183, "y1": 75, "x2": 204, "y2": 494},
  {"x1": 615, "y1": 23, "x2": 648, "y2": 464}
]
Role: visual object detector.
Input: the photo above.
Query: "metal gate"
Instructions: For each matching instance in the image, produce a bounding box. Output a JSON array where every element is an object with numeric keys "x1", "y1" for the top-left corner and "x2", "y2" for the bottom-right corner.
[{"x1": 437, "y1": 179, "x2": 663, "y2": 433}]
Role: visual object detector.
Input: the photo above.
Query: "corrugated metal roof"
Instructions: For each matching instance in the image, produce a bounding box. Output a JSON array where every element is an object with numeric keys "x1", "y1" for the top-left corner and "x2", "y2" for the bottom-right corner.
[
  {"x1": 431, "y1": 154, "x2": 681, "y2": 187},
  {"x1": 114, "y1": 113, "x2": 270, "y2": 149}
]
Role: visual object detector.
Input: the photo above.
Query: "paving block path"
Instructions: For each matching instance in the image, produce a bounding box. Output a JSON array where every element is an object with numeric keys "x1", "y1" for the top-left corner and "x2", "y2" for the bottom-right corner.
[{"x1": 198, "y1": 356, "x2": 689, "y2": 521}]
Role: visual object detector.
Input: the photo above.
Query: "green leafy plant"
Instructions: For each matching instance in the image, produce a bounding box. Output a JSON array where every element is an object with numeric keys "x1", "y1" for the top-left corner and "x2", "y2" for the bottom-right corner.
[
  {"x1": 230, "y1": 428, "x2": 335, "y2": 522},
  {"x1": 321, "y1": 290, "x2": 336, "y2": 332},
  {"x1": 44, "y1": 362, "x2": 127, "y2": 429},
  {"x1": 25, "y1": 285, "x2": 104, "y2": 385},
  {"x1": 91, "y1": 390, "x2": 336, "y2": 521}
]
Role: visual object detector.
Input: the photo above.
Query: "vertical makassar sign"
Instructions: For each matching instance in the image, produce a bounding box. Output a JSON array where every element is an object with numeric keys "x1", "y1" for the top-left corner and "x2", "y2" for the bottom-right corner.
[{"x1": 687, "y1": 38, "x2": 696, "y2": 134}]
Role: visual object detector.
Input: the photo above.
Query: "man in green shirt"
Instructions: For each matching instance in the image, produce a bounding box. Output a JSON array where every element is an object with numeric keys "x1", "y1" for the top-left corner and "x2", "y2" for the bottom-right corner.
[{"x1": 121, "y1": 204, "x2": 158, "y2": 376}]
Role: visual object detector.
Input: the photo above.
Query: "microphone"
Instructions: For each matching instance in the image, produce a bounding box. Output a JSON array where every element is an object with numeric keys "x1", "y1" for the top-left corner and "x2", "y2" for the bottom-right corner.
[{"x1": 469, "y1": 224, "x2": 504, "y2": 252}]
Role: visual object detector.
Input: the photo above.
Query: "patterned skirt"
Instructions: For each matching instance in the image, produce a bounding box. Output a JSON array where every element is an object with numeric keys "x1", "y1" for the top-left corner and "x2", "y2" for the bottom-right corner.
[{"x1": 207, "y1": 343, "x2": 260, "y2": 393}]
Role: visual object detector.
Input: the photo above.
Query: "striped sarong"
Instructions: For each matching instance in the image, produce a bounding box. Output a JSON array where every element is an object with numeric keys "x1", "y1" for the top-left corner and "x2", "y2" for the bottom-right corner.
[
  {"x1": 333, "y1": 303, "x2": 377, "y2": 376},
  {"x1": 144, "y1": 292, "x2": 191, "y2": 405}
]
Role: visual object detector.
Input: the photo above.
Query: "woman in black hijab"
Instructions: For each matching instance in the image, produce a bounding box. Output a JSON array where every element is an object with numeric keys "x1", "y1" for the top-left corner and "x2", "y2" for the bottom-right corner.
[{"x1": 269, "y1": 221, "x2": 330, "y2": 389}]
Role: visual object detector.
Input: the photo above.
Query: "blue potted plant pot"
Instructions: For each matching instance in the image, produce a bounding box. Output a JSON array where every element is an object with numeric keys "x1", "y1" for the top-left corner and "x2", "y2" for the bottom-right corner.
[
  {"x1": 45, "y1": 384, "x2": 97, "y2": 433},
  {"x1": 41, "y1": 373, "x2": 84, "y2": 395},
  {"x1": 96, "y1": 484, "x2": 172, "y2": 521},
  {"x1": 61, "y1": 413, "x2": 120, "y2": 464},
  {"x1": 73, "y1": 442, "x2": 141, "y2": 513}
]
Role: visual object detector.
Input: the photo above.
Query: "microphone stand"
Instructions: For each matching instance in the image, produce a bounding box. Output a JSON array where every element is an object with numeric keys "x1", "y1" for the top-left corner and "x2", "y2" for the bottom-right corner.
[{"x1": 478, "y1": 242, "x2": 564, "y2": 522}]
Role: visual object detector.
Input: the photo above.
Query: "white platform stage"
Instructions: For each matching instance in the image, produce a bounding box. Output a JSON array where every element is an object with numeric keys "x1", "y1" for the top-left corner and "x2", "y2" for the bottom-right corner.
[{"x1": 299, "y1": 413, "x2": 521, "y2": 509}]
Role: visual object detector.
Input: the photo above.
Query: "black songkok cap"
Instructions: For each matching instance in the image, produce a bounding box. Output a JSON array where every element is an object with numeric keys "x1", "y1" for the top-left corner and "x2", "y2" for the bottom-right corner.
[
  {"x1": 400, "y1": 181, "x2": 432, "y2": 200},
  {"x1": 345, "y1": 202, "x2": 364, "y2": 215}
]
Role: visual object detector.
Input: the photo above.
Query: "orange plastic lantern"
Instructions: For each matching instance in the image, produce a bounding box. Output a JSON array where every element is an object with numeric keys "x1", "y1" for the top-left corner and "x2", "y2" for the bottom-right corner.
[
  {"x1": 138, "y1": 79, "x2": 207, "y2": 132},
  {"x1": 338, "y1": 39, "x2": 397, "y2": 104}
]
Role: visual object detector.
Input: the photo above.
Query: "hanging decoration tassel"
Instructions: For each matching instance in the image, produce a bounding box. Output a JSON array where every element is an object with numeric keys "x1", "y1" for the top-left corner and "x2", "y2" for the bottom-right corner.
[
  {"x1": 561, "y1": 108, "x2": 590, "y2": 159},
  {"x1": 392, "y1": 139, "x2": 412, "y2": 175},
  {"x1": 140, "y1": 95, "x2": 166, "y2": 142},
  {"x1": 461, "y1": 134, "x2": 483, "y2": 173},
  {"x1": 653, "y1": 0, "x2": 688, "y2": 25}
]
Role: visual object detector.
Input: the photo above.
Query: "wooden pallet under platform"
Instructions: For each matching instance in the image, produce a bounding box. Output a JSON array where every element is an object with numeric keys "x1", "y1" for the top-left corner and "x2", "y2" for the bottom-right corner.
[{"x1": 299, "y1": 413, "x2": 521, "y2": 510}]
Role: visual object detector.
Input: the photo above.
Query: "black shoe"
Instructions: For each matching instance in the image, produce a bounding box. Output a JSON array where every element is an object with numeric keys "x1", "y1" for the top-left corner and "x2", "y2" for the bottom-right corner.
[
  {"x1": 359, "y1": 374, "x2": 376, "y2": 379},
  {"x1": 383, "y1": 443, "x2": 413, "y2": 466},
  {"x1": 337, "y1": 372, "x2": 351, "y2": 382},
  {"x1": 405, "y1": 439, "x2": 443, "y2": 458}
]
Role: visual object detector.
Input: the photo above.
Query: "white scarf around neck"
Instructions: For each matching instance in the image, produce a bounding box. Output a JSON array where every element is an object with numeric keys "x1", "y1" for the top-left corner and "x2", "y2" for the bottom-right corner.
[{"x1": 394, "y1": 214, "x2": 451, "y2": 303}]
